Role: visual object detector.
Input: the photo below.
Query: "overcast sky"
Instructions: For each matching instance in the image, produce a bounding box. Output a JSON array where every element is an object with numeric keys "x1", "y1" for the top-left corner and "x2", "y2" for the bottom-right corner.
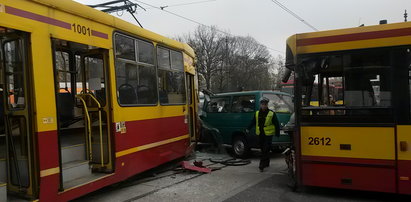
[{"x1": 74, "y1": 0, "x2": 410, "y2": 56}]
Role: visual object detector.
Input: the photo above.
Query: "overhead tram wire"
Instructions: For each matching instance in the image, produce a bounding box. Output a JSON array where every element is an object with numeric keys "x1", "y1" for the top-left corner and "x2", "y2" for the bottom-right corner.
[
  {"x1": 140, "y1": 0, "x2": 217, "y2": 10},
  {"x1": 270, "y1": 0, "x2": 318, "y2": 31},
  {"x1": 159, "y1": 0, "x2": 217, "y2": 10},
  {"x1": 134, "y1": 0, "x2": 284, "y2": 54}
]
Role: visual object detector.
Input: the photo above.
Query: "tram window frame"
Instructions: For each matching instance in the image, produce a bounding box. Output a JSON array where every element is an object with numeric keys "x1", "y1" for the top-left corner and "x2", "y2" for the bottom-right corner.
[
  {"x1": 157, "y1": 46, "x2": 186, "y2": 105},
  {"x1": 114, "y1": 32, "x2": 158, "y2": 106},
  {"x1": 298, "y1": 47, "x2": 394, "y2": 123}
]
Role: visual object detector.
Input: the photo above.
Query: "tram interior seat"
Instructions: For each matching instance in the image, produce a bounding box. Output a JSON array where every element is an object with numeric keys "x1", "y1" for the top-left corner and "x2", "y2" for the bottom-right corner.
[
  {"x1": 137, "y1": 85, "x2": 151, "y2": 104},
  {"x1": 118, "y1": 83, "x2": 137, "y2": 104},
  {"x1": 159, "y1": 89, "x2": 168, "y2": 103}
]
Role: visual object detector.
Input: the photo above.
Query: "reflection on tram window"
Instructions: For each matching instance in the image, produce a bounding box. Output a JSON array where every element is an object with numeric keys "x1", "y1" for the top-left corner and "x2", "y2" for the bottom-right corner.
[{"x1": 115, "y1": 34, "x2": 135, "y2": 61}]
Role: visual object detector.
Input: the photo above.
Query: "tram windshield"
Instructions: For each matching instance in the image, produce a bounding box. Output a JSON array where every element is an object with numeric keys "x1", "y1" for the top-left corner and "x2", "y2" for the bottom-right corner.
[{"x1": 298, "y1": 48, "x2": 398, "y2": 120}]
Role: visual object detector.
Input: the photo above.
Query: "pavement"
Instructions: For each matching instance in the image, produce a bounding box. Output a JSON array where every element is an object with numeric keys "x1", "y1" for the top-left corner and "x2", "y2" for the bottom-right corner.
[{"x1": 75, "y1": 148, "x2": 411, "y2": 202}]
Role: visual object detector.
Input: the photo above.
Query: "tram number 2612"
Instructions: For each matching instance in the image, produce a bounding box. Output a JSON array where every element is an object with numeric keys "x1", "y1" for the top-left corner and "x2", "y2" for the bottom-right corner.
[{"x1": 308, "y1": 137, "x2": 331, "y2": 146}]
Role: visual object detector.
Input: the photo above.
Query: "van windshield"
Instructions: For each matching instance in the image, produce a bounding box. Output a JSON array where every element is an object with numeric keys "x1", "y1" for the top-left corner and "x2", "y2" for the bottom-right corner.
[{"x1": 263, "y1": 94, "x2": 293, "y2": 113}]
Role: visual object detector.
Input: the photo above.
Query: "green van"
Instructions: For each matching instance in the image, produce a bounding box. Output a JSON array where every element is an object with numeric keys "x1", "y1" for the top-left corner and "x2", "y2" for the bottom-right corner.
[{"x1": 200, "y1": 91, "x2": 293, "y2": 157}]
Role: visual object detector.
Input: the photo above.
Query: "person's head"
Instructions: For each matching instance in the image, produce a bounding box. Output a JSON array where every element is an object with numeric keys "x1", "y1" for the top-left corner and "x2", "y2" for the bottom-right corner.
[{"x1": 259, "y1": 97, "x2": 269, "y2": 111}]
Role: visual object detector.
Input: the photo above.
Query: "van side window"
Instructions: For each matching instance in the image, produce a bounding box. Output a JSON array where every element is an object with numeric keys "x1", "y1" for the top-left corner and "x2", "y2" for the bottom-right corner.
[
  {"x1": 231, "y1": 95, "x2": 255, "y2": 113},
  {"x1": 206, "y1": 97, "x2": 230, "y2": 113}
]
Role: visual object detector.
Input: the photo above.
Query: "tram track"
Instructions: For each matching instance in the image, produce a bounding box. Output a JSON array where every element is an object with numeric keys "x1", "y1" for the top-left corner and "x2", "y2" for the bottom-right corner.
[
  {"x1": 121, "y1": 157, "x2": 252, "y2": 202},
  {"x1": 121, "y1": 160, "x2": 228, "y2": 202}
]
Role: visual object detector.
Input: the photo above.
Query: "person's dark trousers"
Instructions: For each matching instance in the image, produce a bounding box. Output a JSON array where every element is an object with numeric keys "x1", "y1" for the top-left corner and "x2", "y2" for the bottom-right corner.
[{"x1": 259, "y1": 134, "x2": 273, "y2": 170}]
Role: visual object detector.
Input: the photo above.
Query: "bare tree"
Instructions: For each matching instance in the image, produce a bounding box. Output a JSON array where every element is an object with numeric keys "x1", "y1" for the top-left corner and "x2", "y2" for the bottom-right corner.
[
  {"x1": 181, "y1": 25, "x2": 284, "y2": 93},
  {"x1": 269, "y1": 55, "x2": 285, "y2": 90},
  {"x1": 186, "y1": 26, "x2": 224, "y2": 90},
  {"x1": 226, "y1": 36, "x2": 272, "y2": 91}
]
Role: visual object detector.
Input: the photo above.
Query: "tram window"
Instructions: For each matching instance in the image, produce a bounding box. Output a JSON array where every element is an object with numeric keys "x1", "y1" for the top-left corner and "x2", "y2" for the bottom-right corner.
[
  {"x1": 171, "y1": 50, "x2": 184, "y2": 71},
  {"x1": 115, "y1": 33, "x2": 158, "y2": 106},
  {"x1": 318, "y1": 77, "x2": 343, "y2": 106},
  {"x1": 344, "y1": 52, "x2": 391, "y2": 107},
  {"x1": 136, "y1": 65, "x2": 157, "y2": 104},
  {"x1": 157, "y1": 47, "x2": 186, "y2": 105},
  {"x1": 157, "y1": 47, "x2": 170, "y2": 68},
  {"x1": 137, "y1": 40, "x2": 154, "y2": 64},
  {"x1": 115, "y1": 34, "x2": 135, "y2": 61},
  {"x1": 55, "y1": 51, "x2": 71, "y2": 92},
  {"x1": 76, "y1": 55, "x2": 84, "y2": 92},
  {"x1": 85, "y1": 56, "x2": 106, "y2": 105},
  {"x1": 300, "y1": 49, "x2": 392, "y2": 116},
  {"x1": 158, "y1": 70, "x2": 186, "y2": 104},
  {"x1": 116, "y1": 61, "x2": 157, "y2": 105},
  {"x1": 4, "y1": 40, "x2": 25, "y2": 109}
]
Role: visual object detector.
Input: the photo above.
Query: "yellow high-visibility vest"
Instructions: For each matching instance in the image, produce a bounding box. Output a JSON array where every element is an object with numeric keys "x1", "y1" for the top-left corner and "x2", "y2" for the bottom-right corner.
[{"x1": 255, "y1": 110, "x2": 275, "y2": 136}]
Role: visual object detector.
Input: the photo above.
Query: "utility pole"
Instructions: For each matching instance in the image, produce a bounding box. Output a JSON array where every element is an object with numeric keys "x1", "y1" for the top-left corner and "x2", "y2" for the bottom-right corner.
[
  {"x1": 405, "y1": 10, "x2": 408, "y2": 22},
  {"x1": 225, "y1": 36, "x2": 229, "y2": 91}
]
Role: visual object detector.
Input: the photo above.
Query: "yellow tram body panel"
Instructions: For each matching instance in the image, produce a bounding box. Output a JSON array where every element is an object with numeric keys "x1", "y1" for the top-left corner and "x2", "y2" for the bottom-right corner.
[
  {"x1": 301, "y1": 126, "x2": 395, "y2": 160},
  {"x1": 287, "y1": 21, "x2": 411, "y2": 56},
  {"x1": 1, "y1": 0, "x2": 196, "y2": 131}
]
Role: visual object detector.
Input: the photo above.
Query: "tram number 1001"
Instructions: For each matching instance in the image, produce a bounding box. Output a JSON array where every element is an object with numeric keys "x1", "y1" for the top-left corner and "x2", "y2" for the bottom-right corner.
[
  {"x1": 308, "y1": 137, "x2": 331, "y2": 146},
  {"x1": 72, "y1": 23, "x2": 91, "y2": 36}
]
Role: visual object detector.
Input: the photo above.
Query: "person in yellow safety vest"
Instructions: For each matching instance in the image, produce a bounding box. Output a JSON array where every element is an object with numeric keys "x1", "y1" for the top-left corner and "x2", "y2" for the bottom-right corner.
[{"x1": 247, "y1": 97, "x2": 280, "y2": 172}]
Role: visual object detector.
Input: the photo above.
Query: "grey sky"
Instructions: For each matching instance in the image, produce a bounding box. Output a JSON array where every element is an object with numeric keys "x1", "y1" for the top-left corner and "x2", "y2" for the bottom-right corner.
[{"x1": 74, "y1": 0, "x2": 410, "y2": 56}]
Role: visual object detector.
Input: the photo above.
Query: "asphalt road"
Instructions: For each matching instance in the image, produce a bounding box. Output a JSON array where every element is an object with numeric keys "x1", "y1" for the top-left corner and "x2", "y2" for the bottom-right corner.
[{"x1": 74, "y1": 148, "x2": 411, "y2": 202}]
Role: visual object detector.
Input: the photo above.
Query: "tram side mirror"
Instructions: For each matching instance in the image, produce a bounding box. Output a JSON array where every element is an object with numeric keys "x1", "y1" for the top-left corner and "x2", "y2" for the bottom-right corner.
[{"x1": 282, "y1": 68, "x2": 292, "y2": 83}]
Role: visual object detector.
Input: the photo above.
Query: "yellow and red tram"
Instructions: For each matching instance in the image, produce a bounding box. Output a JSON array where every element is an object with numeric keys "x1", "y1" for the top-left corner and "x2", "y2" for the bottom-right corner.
[
  {"x1": 0, "y1": 0, "x2": 198, "y2": 201},
  {"x1": 286, "y1": 20, "x2": 411, "y2": 194}
]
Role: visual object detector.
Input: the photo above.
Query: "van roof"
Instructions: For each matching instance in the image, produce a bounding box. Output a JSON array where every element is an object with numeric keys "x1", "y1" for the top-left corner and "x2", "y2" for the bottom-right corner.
[{"x1": 211, "y1": 90, "x2": 292, "y2": 97}]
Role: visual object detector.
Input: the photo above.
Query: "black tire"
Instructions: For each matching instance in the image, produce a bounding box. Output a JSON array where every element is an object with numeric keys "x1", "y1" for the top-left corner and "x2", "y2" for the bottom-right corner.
[
  {"x1": 285, "y1": 149, "x2": 297, "y2": 191},
  {"x1": 232, "y1": 136, "x2": 250, "y2": 158}
]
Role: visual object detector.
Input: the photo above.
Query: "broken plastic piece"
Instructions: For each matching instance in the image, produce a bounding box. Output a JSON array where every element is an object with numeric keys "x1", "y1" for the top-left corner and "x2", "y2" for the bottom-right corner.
[{"x1": 181, "y1": 161, "x2": 211, "y2": 173}]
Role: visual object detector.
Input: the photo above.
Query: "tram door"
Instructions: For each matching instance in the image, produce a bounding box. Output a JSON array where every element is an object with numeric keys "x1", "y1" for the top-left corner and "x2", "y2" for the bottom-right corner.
[
  {"x1": 397, "y1": 47, "x2": 411, "y2": 194},
  {"x1": 186, "y1": 73, "x2": 196, "y2": 143},
  {"x1": 53, "y1": 39, "x2": 113, "y2": 190},
  {"x1": 0, "y1": 28, "x2": 37, "y2": 199}
]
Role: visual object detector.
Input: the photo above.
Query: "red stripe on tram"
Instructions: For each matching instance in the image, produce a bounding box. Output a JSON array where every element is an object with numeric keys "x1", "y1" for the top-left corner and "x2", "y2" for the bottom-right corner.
[
  {"x1": 5, "y1": 6, "x2": 71, "y2": 29},
  {"x1": 297, "y1": 27, "x2": 411, "y2": 46}
]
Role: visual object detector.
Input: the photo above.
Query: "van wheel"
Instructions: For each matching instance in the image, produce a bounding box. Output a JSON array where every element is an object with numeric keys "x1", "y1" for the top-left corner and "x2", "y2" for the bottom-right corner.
[{"x1": 232, "y1": 136, "x2": 249, "y2": 158}]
